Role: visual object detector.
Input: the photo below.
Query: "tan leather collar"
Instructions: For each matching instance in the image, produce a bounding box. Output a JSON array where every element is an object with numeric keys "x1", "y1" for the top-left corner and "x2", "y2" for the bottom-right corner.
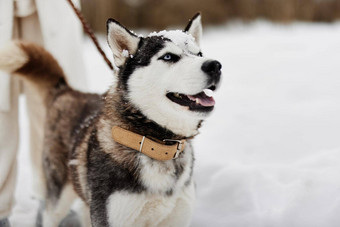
[{"x1": 111, "y1": 126, "x2": 186, "y2": 161}]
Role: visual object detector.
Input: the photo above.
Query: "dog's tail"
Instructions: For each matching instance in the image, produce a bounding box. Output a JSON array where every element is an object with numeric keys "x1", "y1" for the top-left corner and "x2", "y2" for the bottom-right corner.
[{"x1": 0, "y1": 41, "x2": 67, "y2": 88}]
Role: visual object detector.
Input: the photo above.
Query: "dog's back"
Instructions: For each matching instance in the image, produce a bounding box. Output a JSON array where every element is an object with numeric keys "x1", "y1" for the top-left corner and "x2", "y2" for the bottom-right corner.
[{"x1": 45, "y1": 86, "x2": 103, "y2": 152}]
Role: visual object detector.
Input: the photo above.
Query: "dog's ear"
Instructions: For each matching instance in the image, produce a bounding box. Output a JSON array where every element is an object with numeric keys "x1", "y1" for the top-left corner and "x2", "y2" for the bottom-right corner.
[
  {"x1": 184, "y1": 12, "x2": 202, "y2": 47},
  {"x1": 107, "y1": 19, "x2": 140, "y2": 67}
]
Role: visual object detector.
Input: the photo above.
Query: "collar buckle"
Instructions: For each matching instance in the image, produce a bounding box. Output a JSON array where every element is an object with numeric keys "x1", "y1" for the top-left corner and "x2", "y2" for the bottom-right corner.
[{"x1": 163, "y1": 139, "x2": 184, "y2": 159}]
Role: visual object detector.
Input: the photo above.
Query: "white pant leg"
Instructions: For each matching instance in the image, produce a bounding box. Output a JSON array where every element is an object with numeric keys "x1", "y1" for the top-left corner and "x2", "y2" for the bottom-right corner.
[
  {"x1": 19, "y1": 12, "x2": 46, "y2": 200},
  {"x1": 0, "y1": 77, "x2": 20, "y2": 219}
]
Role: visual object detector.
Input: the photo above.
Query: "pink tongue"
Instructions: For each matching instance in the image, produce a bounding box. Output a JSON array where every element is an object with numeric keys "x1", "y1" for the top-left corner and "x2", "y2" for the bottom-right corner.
[{"x1": 188, "y1": 95, "x2": 216, "y2": 107}]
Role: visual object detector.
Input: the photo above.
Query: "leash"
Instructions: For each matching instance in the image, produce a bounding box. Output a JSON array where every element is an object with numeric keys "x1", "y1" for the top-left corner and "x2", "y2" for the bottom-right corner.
[{"x1": 65, "y1": 0, "x2": 114, "y2": 71}]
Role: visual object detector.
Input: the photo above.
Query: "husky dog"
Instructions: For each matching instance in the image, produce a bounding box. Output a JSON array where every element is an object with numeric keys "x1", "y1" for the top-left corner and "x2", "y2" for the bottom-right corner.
[{"x1": 0, "y1": 13, "x2": 221, "y2": 226}]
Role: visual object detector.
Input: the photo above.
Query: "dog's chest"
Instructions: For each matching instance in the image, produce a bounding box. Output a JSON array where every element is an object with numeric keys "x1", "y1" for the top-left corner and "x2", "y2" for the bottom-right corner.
[
  {"x1": 137, "y1": 145, "x2": 193, "y2": 194},
  {"x1": 105, "y1": 147, "x2": 195, "y2": 226},
  {"x1": 106, "y1": 182, "x2": 195, "y2": 227}
]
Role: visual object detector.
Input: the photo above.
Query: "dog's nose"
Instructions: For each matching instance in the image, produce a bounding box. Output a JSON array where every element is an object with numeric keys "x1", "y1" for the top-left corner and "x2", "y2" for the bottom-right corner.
[{"x1": 201, "y1": 60, "x2": 222, "y2": 84}]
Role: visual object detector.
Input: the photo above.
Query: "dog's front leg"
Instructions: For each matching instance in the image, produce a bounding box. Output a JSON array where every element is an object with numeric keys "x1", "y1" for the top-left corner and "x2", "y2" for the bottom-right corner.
[
  {"x1": 42, "y1": 183, "x2": 77, "y2": 227},
  {"x1": 89, "y1": 196, "x2": 111, "y2": 227}
]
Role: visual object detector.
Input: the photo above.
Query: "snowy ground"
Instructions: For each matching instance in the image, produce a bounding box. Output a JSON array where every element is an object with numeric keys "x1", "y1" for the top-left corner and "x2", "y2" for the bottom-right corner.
[{"x1": 10, "y1": 21, "x2": 340, "y2": 226}]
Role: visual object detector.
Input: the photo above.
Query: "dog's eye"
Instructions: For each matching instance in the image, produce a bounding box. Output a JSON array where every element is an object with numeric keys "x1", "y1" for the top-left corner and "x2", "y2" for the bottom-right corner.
[
  {"x1": 197, "y1": 52, "x2": 203, "y2": 57},
  {"x1": 163, "y1": 54, "x2": 172, "y2": 60},
  {"x1": 159, "y1": 53, "x2": 180, "y2": 63}
]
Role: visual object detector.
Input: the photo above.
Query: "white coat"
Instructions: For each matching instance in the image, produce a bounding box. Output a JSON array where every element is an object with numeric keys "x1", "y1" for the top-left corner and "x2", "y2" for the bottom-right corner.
[{"x1": 0, "y1": 0, "x2": 87, "y2": 111}]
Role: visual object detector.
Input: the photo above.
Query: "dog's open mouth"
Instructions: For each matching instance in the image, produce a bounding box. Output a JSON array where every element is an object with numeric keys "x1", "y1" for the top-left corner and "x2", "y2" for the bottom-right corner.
[{"x1": 166, "y1": 86, "x2": 216, "y2": 112}]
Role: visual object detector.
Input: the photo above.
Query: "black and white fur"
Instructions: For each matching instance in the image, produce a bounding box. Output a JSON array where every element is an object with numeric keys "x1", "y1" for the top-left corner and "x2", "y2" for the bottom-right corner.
[{"x1": 0, "y1": 13, "x2": 222, "y2": 227}]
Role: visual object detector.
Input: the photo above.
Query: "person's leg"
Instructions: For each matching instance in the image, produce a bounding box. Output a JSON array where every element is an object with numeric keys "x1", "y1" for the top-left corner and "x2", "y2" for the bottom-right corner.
[
  {"x1": 20, "y1": 12, "x2": 46, "y2": 200},
  {"x1": 0, "y1": 77, "x2": 20, "y2": 224}
]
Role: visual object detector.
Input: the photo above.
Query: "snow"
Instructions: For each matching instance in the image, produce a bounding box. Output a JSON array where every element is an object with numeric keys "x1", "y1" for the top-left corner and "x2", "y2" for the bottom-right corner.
[
  {"x1": 10, "y1": 21, "x2": 340, "y2": 226},
  {"x1": 149, "y1": 29, "x2": 193, "y2": 42},
  {"x1": 149, "y1": 30, "x2": 199, "y2": 55},
  {"x1": 121, "y1": 49, "x2": 129, "y2": 58}
]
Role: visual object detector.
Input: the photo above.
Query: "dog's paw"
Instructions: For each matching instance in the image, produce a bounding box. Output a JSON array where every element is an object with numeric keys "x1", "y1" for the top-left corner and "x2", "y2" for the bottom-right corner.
[
  {"x1": 0, "y1": 218, "x2": 10, "y2": 227},
  {"x1": 58, "y1": 210, "x2": 82, "y2": 227},
  {"x1": 35, "y1": 201, "x2": 44, "y2": 227}
]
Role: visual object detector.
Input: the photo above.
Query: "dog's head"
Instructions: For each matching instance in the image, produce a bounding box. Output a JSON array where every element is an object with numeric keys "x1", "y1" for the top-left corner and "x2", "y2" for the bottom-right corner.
[{"x1": 107, "y1": 13, "x2": 222, "y2": 137}]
